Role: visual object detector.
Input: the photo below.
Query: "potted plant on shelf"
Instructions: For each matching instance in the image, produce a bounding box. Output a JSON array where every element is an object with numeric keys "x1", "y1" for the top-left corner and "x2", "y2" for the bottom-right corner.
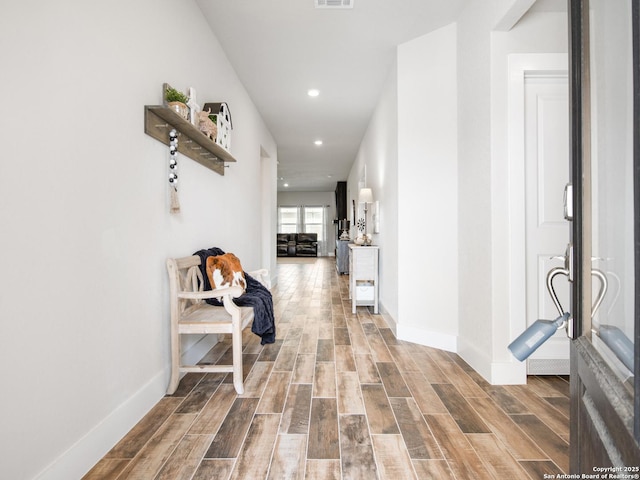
[{"x1": 164, "y1": 85, "x2": 189, "y2": 120}]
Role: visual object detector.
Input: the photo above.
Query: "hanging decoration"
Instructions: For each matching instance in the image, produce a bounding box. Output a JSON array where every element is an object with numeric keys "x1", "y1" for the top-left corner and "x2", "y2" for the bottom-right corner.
[{"x1": 168, "y1": 129, "x2": 180, "y2": 214}]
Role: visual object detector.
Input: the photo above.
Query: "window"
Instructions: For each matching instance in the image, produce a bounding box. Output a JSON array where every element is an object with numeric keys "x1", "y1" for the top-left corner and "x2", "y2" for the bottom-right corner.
[
  {"x1": 303, "y1": 206, "x2": 324, "y2": 238},
  {"x1": 278, "y1": 206, "x2": 298, "y2": 233}
]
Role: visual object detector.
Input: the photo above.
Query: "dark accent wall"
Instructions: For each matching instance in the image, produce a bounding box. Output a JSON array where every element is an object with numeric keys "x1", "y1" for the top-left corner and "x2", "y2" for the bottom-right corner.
[{"x1": 335, "y1": 181, "x2": 347, "y2": 222}]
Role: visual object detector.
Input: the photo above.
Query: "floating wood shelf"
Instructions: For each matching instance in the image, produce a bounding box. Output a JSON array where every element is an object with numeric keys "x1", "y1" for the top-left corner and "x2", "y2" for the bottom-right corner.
[{"x1": 144, "y1": 105, "x2": 236, "y2": 176}]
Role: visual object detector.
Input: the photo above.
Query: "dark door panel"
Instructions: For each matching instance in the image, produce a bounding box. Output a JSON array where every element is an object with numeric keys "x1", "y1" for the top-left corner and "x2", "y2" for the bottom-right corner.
[
  {"x1": 572, "y1": 338, "x2": 639, "y2": 471},
  {"x1": 568, "y1": 0, "x2": 640, "y2": 471}
]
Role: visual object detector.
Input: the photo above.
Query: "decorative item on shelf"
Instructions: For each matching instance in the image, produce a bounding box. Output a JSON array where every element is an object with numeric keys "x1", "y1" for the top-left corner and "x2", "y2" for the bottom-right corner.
[
  {"x1": 352, "y1": 199, "x2": 356, "y2": 236},
  {"x1": 168, "y1": 129, "x2": 180, "y2": 214},
  {"x1": 358, "y1": 187, "x2": 374, "y2": 245},
  {"x1": 372, "y1": 201, "x2": 380, "y2": 233},
  {"x1": 203, "y1": 102, "x2": 232, "y2": 151},
  {"x1": 164, "y1": 83, "x2": 189, "y2": 120},
  {"x1": 355, "y1": 215, "x2": 366, "y2": 245},
  {"x1": 186, "y1": 87, "x2": 200, "y2": 125},
  {"x1": 339, "y1": 219, "x2": 350, "y2": 240},
  {"x1": 197, "y1": 108, "x2": 217, "y2": 140}
]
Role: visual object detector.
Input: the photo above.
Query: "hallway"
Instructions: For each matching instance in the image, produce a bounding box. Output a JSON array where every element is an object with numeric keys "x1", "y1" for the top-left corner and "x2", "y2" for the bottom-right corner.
[{"x1": 84, "y1": 258, "x2": 569, "y2": 479}]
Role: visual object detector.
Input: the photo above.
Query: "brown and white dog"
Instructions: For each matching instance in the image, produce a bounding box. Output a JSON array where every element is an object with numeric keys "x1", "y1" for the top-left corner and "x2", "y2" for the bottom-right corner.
[{"x1": 206, "y1": 253, "x2": 246, "y2": 293}]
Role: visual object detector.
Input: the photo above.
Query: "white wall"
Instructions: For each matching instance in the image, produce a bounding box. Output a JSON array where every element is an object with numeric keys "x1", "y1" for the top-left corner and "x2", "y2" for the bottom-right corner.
[
  {"x1": 455, "y1": 1, "x2": 497, "y2": 378},
  {"x1": 347, "y1": 65, "x2": 399, "y2": 326},
  {"x1": 0, "y1": 1, "x2": 277, "y2": 478},
  {"x1": 262, "y1": 147, "x2": 279, "y2": 284},
  {"x1": 396, "y1": 25, "x2": 459, "y2": 349}
]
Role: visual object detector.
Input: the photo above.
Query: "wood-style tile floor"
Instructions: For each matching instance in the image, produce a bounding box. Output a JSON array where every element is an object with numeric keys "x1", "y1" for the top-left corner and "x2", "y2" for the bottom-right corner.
[{"x1": 84, "y1": 257, "x2": 570, "y2": 479}]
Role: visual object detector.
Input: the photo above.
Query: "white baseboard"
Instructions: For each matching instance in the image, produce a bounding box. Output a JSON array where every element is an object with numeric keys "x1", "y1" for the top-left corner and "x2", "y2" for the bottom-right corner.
[
  {"x1": 35, "y1": 335, "x2": 219, "y2": 480},
  {"x1": 34, "y1": 370, "x2": 167, "y2": 480},
  {"x1": 395, "y1": 323, "x2": 527, "y2": 384},
  {"x1": 376, "y1": 302, "x2": 397, "y2": 336},
  {"x1": 490, "y1": 361, "x2": 527, "y2": 384},
  {"x1": 457, "y1": 336, "x2": 527, "y2": 385},
  {"x1": 396, "y1": 324, "x2": 457, "y2": 352}
]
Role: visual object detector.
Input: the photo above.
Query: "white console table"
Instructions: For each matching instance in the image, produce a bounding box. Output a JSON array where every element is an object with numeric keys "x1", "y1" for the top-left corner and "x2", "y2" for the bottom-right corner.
[{"x1": 348, "y1": 245, "x2": 379, "y2": 314}]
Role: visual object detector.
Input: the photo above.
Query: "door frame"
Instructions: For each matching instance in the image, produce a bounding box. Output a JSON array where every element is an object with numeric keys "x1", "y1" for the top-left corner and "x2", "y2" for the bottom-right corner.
[
  {"x1": 568, "y1": 0, "x2": 640, "y2": 470},
  {"x1": 634, "y1": 0, "x2": 640, "y2": 441},
  {"x1": 507, "y1": 53, "x2": 569, "y2": 383}
]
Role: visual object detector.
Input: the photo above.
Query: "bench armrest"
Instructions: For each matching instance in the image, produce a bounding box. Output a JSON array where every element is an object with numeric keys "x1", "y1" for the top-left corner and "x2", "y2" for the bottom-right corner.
[
  {"x1": 248, "y1": 269, "x2": 271, "y2": 289},
  {"x1": 177, "y1": 285, "x2": 244, "y2": 300}
]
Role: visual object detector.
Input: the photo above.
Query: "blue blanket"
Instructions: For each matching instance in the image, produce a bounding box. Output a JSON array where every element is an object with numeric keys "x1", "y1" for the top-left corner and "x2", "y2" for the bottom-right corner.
[{"x1": 194, "y1": 247, "x2": 276, "y2": 345}]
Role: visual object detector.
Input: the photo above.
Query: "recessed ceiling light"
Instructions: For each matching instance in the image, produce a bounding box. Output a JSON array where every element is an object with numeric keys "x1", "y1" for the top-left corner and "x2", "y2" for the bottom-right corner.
[
  {"x1": 284, "y1": 183, "x2": 289, "y2": 187},
  {"x1": 307, "y1": 89, "x2": 320, "y2": 97},
  {"x1": 314, "y1": 140, "x2": 323, "y2": 146},
  {"x1": 315, "y1": 0, "x2": 353, "y2": 8}
]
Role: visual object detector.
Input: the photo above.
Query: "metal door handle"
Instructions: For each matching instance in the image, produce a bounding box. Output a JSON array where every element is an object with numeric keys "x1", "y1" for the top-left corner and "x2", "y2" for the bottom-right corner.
[
  {"x1": 590, "y1": 268, "x2": 608, "y2": 318},
  {"x1": 546, "y1": 264, "x2": 608, "y2": 319},
  {"x1": 564, "y1": 183, "x2": 573, "y2": 220},
  {"x1": 546, "y1": 266, "x2": 570, "y2": 318}
]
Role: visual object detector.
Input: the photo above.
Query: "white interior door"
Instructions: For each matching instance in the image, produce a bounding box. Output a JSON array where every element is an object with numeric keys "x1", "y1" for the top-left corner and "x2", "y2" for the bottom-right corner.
[{"x1": 524, "y1": 72, "x2": 571, "y2": 374}]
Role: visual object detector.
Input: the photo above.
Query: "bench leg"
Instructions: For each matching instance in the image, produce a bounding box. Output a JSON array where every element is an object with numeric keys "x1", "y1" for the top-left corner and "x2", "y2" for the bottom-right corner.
[
  {"x1": 167, "y1": 370, "x2": 180, "y2": 395},
  {"x1": 232, "y1": 318, "x2": 244, "y2": 394},
  {"x1": 167, "y1": 327, "x2": 180, "y2": 395}
]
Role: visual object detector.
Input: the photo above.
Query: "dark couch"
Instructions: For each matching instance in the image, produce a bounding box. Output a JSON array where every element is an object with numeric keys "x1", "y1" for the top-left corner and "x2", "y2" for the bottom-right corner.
[
  {"x1": 277, "y1": 233, "x2": 296, "y2": 256},
  {"x1": 277, "y1": 233, "x2": 318, "y2": 257},
  {"x1": 295, "y1": 233, "x2": 318, "y2": 256}
]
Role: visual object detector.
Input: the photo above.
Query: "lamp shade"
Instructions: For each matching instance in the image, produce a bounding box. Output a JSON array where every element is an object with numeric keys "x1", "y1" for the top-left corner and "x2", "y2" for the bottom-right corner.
[{"x1": 358, "y1": 188, "x2": 374, "y2": 203}]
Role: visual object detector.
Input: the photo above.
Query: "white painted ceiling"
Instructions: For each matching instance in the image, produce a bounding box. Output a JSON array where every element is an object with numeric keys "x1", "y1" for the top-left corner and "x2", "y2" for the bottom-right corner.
[{"x1": 196, "y1": 0, "x2": 470, "y2": 191}]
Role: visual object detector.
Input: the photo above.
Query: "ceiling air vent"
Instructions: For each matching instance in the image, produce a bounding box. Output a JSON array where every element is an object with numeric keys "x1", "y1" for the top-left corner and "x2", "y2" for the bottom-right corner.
[{"x1": 315, "y1": 0, "x2": 353, "y2": 8}]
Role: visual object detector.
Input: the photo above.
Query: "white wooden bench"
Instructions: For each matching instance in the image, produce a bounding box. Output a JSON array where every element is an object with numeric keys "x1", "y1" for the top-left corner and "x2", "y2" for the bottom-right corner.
[{"x1": 166, "y1": 255, "x2": 270, "y2": 395}]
